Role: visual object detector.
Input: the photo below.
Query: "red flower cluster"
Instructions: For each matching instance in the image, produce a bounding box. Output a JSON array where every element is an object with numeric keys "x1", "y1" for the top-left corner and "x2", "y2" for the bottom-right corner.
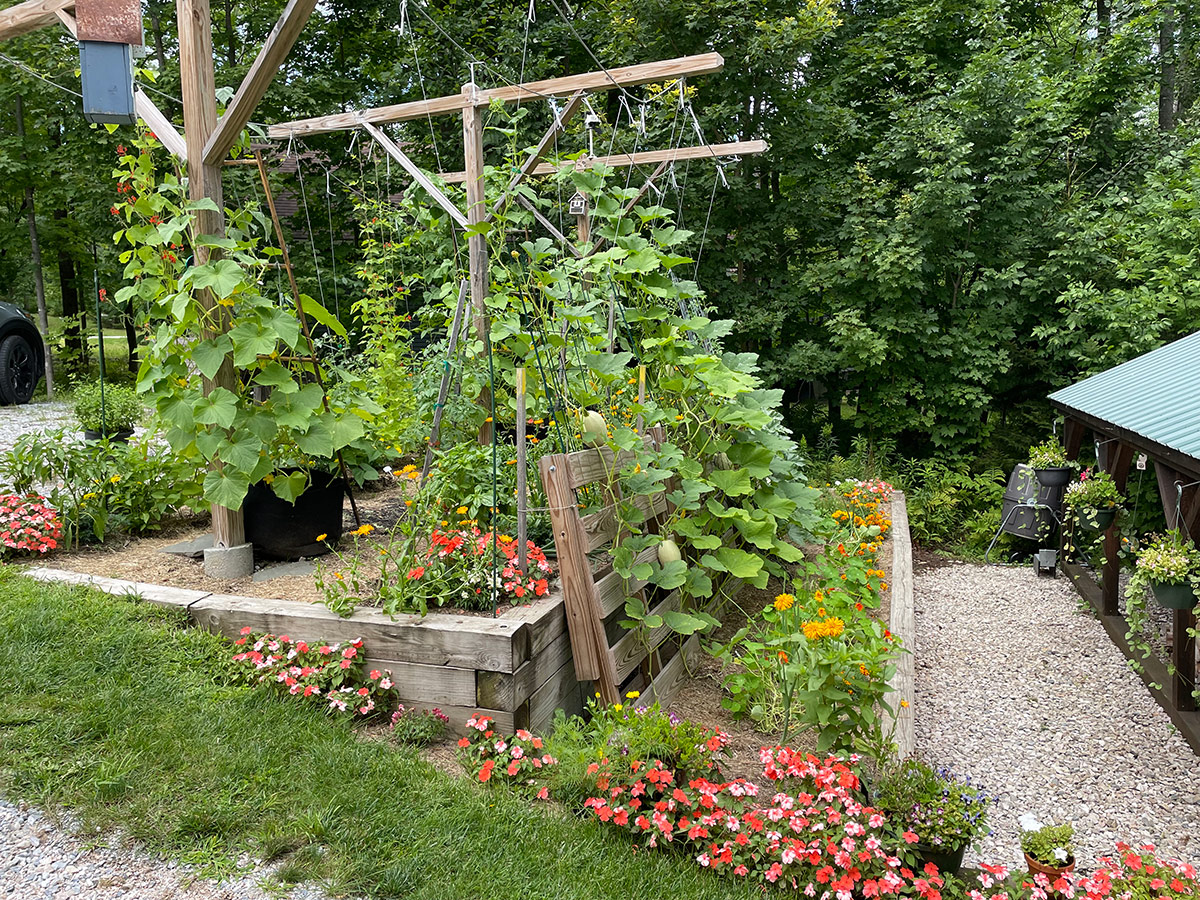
[
  {"x1": 229, "y1": 629, "x2": 397, "y2": 717},
  {"x1": 969, "y1": 843, "x2": 1199, "y2": 900},
  {"x1": 426, "y1": 527, "x2": 552, "y2": 601},
  {"x1": 457, "y1": 715, "x2": 557, "y2": 800},
  {"x1": 0, "y1": 494, "x2": 62, "y2": 555},
  {"x1": 585, "y1": 747, "x2": 945, "y2": 895}
]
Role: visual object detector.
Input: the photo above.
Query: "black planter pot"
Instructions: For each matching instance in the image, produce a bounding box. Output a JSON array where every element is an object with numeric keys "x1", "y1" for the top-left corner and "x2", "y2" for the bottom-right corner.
[
  {"x1": 1151, "y1": 580, "x2": 1198, "y2": 610},
  {"x1": 245, "y1": 471, "x2": 346, "y2": 560},
  {"x1": 1078, "y1": 507, "x2": 1117, "y2": 532},
  {"x1": 83, "y1": 428, "x2": 134, "y2": 443},
  {"x1": 1035, "y1": 466, "x2": 1073, "y2": 488},
  {"x1": 914, "y1": 842, "x2": 966, "y2": 877}
]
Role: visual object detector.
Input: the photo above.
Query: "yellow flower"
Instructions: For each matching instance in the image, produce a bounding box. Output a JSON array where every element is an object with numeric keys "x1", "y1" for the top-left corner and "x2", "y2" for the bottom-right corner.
[
  {"x1": 498, "y1": 534, "x2": 513, "y2": 543},
  {"x1": 900, "y1": 699, "x2": 910, "y2": 709},
  {"x1": 82, "y1": 492, "x2": 97, "y2": 500},
  {"x1": 613, "y1": 703, "x2": 623, "y2": 712},
  {"x1": 773, "y1": 593, "x2": 795, "y2": 611},
  {"x1": 263, "y1": 474, "x2": 275, "y2": 484},
  {"x1": 407, "y1": 471, "x2": 420, "y2": 480},
  {"x1": 109, "y1": 474, "x2": 121, "y2": 484},
  {"x1": 456, "y1": 506, "x2": 468, "y2": 515},
  {"x1": 352, "y1": 523, "x2": 375, "y2": 536},
  {"x1": 401, "y1": 464, "x2": 418, "y2": 473},
  {"x1": 315, "y1": 533, "x2": 328, "y2": 542},
  {"x1": 625, "y1": 691, "x2": 640, "y2": 699},
  {"x1": 802, "y1": 617, "x2": 845, "y2": 641}
]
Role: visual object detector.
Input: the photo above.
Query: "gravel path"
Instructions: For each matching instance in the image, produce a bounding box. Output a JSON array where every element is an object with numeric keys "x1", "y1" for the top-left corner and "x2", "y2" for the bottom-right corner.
[
  {"x1": 0, "y1": 798, "x2": 326, "y2": 900},
  {"x1": 914, "y1": 562, "x2": 1200, "y2": 869},
  {"x1": 0, "y1": 400, "x2": 75, "y2": 453}
]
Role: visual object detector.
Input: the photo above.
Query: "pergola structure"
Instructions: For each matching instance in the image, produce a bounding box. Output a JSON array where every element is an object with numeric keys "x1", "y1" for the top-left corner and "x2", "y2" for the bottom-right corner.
[
  {"x1": 0, "y1": 0, "x2": 765, "y2": 576},
  {"x1": 1050, "y1": 330, "x2": 1200, "y2": 752}
]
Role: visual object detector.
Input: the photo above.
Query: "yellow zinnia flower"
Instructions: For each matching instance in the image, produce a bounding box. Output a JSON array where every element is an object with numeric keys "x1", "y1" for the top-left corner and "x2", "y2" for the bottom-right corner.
[{"x1": 773, "y1": 593, "x2": 795, "y2": 611}]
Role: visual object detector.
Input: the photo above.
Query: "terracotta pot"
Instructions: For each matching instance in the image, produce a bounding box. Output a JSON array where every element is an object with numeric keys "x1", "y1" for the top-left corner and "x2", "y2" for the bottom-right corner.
[{"x1": 1025, "y1": 851, "x2": 1075, "y2": 883}]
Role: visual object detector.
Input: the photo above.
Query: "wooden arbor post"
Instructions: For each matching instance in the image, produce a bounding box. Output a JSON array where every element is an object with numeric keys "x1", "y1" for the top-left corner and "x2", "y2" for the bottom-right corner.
[
  {"x1": 1155, "y1": 462, "x2": 1200, "y2": 712},
  {"x1": 461, "y1": 80, "x2": 493, "y2": 446}
]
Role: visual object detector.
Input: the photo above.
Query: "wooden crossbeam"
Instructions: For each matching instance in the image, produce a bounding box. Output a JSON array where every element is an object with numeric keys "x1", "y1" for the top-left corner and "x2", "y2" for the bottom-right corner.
[
  {"x1": 486, "y1": 91, "x2": 585, "y2": 221},
  {"x1": 0, "y1": 0, "x2": 73, "y2": 41},
  {"x1": 203, "y1": 0, "x2": 317, "y2": 165},
  {"x1": 361, "y1": 121, "x2": 469, "y2": 230},
  {"x1": 436, "y1": 140, "x2": 766, "y2": 184},
  {"x1": 134, "y1": 90, "x2": 188, "y2": 159},
  {"x1": 266, "y1": 52, "x2": 723, "y2": 139}
]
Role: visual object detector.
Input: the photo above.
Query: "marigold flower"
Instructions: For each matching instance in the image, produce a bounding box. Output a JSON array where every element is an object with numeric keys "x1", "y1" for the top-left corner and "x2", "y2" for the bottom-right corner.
[
  {"x1": 773, "y1": 593, "x2": 795, "y2": 611},
  {"x1": 315, "y1": 533, "x2": 328, "y2": 542}
]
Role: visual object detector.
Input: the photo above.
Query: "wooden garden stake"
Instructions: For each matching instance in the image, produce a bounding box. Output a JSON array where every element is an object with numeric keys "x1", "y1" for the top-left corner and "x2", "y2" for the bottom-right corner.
[
  {"x1": 636, "y1": 364, "x2": 645, "y2": 432},
  {"x1": 516, "y1": 366, "x2": 528, "y2": 574}
]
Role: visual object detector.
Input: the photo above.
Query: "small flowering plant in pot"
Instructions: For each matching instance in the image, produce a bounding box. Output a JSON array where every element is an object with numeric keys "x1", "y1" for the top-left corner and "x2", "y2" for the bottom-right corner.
[
  {"x1": 1028, "y1": 439, "x2": 1075, "y2": 488},
  {"x1": 1063, "y1": 470, "x2": 1123, "y2": 532},
  {"x1": 873, "y1": 756, "x2": 993, "y2": 876},
  {"x1": 1133, "y1": 531, "x2": 1200, "y2": 610},
  {"x1": 1018, "y1": 815, "x2": 1075, "y2": 880}
]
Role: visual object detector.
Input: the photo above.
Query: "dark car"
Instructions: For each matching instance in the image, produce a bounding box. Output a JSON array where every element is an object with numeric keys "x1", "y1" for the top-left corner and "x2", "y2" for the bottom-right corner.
[{"x1": 0, "y1": 301, "x2": 45, "y2": 405}]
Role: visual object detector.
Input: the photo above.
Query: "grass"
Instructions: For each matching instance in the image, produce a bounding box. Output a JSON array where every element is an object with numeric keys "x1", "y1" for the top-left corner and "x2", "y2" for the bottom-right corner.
[{"x1": 0, "y1": 568, "x2": 756, "y2": 900}]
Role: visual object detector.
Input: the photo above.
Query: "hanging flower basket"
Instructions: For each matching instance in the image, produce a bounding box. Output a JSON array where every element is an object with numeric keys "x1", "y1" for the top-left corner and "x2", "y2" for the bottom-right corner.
[
  {"x1": 1150, "y1": 580, "x2": 1198, "y2": 610},
  {"x1": 1078, "y1": 507, "x2": 1117, "y2": 532},
  {"x1": 1034, "y1": 466, "x2": 1074, "y2": 488}
]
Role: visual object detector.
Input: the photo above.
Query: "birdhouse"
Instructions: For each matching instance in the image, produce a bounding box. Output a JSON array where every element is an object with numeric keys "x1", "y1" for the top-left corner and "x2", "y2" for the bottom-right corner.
[
  {"x1": 76, "y1": 0, "x2": 143, "y2": 125},
  {"x1": 569, "y1": 191, "x2": 587, "y2": 216}
]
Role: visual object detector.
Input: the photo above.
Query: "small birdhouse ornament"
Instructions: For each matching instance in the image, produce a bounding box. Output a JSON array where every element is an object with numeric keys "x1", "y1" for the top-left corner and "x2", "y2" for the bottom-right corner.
[{"x1": 569, "y1": 191, "x2": 587, "y2": 216}]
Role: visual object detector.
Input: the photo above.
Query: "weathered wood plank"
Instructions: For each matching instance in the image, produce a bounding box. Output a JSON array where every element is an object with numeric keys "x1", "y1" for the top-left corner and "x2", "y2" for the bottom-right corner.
[
  {"x1": 636, "y1": 634, "x2": 699, "y2": 709},
  {"x1": 202, "y1": 0, "x2": 317, "y2": 164},
  {"x1": 610, "y1": 589, "x2": 680, "y2": 684},
  {"x1": 438, "y1": 140, "x2": 767, "y2": 185},
  {"x1": 267, "y1": 53, "x2": 724, "y2": 139},
  {"x1": 362, "y1": 121, "x2": 469, "y2": 229},
  {"x1": 505, "y1": 589, "x2": 569, "y2": 658},
  {"x1": 361, "y1": 657, "x2": 478, "y2": 708},
  {"x1": 475, "y1": 628, "x2": 574, "y2": 710},
  {"x1": 565, "y1": 446, "x2": 638, "y2": 490},
  {"x1": 189, "y1": 593, "x2": 527, "y2": 672},
  {"x1": 881, "y1": 492, "x2": 914, "y2": 760},
  {"x1": 527, "y1": 655, "x2": 582, "y2": 735},
  {"x1": 0, "y1": 0, "x2": 73, "y2": 41},
  {"x1": 134, "y1": 90, "x2": 188, "y2": 160},
  {"x1": 539, "y1": 455, "x2": 619, "y2": 700}
]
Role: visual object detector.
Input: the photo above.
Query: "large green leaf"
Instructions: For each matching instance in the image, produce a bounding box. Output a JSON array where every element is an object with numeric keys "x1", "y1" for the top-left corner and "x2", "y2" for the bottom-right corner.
[
  {"x1": 709, "y1": 467, "x2": 753, "y2": 497},
  {"x1": 189, "y1": 259, "x2": 245, "y2": 299},
  {"x1": 192, "y1": 388, "x2": 238, "y2": 428},
  {"x1": 230, "y1": 321, "x2": 279, "y2": 367},
  {"x1": 191, "y1": 335, "x2": 233, "y2": 381},
  {"x1": 203, "y1": 467, "x2": 250, "y2": 509}
]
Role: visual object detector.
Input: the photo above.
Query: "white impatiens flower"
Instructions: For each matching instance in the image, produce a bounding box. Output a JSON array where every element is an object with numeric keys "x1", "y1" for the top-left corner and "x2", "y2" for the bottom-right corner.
[
  {"x1": 1054, "y1": 848, "x2": 1069, "y2": 862},
  {"x1": 1018, "y1": 813, "x2": 1042, "y2": 832}
]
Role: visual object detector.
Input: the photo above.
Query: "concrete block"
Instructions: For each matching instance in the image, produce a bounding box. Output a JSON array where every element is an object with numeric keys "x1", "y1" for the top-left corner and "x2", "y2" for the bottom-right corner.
[{"x1": 203, "y1": 543, "x2": 254, "y2": 579}]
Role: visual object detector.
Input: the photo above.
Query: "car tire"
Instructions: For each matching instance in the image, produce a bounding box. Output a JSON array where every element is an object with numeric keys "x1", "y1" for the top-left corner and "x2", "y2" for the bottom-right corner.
[{"x1": 0, "y1": 334, "x2": 38, "y2": 405}]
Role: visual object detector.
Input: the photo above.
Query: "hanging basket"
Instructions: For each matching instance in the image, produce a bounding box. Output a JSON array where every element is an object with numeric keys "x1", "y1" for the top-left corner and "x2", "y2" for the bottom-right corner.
[
  {"x1": 1077, "y1": 507, "x2": 1116, "y2": 532},
  {"x1": 1034, "y1": 466, "x2": 1073, "y2": 488},
  {"x1": 1150, "y1": 580, "x2": 1198, "y2": 610}
]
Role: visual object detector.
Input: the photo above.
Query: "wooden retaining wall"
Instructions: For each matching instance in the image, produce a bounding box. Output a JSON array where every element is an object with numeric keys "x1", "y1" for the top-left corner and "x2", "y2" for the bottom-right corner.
[
  {"x1": 881, "y1": 491, "x2": 915, "y2": 759},
  {"x1": 23, "y1": 567, "x2": 582, "y2": 735}
]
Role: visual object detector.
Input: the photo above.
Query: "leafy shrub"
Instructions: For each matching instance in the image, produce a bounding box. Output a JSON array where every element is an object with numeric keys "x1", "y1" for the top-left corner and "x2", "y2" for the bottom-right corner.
[
  {"x1": 1027, "y1": 439, "x2": 1069, "y2": 469},
  {"x1": 72, "y1": 382, "x2": 143, "y2": 433},
  {"x1": 0, "y1": 431, "x2": 206, "y2": 545},
  {"x1": 899, "y1": 459, "x2": 1006, "y2": 550},
  {"x1": 390, "y1": 705, "x2": 449, "y2": 746},
  {"x1": 1063, "y1": 470, "x2": 1122, "y2": 510},
  {"x1": 228, "y1": 629, "x2": 397, "y2": 717}
]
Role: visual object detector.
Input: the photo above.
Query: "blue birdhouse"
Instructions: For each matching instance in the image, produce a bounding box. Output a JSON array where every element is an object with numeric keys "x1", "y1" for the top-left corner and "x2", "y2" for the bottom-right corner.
[{"x1": 79, "y1": 40, "x2": 135, "y2": 125}]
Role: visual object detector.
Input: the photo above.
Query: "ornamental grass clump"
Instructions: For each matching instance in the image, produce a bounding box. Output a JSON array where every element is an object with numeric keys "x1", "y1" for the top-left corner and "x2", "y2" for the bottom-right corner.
[{"x1": 873, "y1": 757, "x2": 993, "y2": 853}]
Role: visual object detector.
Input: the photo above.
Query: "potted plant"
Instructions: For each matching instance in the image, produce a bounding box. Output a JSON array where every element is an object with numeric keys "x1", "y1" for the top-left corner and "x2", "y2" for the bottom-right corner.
[
  {"x1": 1018, "y1": 815, "x2": 1076, "y2": 881},
  {"x1": 1133, "y1": 531, "x2": 1200, "y2": 609},
  {"x1": 73, "y1": 382, "x2": 142, "y2": 441},
  {"x1": 1063, "y1": 470, "x2": 1122, "y2": 531},
  {"x1": 873, "y1": 757, "x2": 992, "y2": 877},
  {"x1": 1028, "y1": 439, "x2": 1074, "y2": 488}
]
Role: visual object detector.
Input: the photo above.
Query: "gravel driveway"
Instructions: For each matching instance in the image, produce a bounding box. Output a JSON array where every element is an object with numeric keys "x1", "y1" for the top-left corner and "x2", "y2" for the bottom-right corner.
[
  {"x1": 0, "y1": 400, "x2": 75, "y2": 453},
  {"x1": 915, "y1": 561, "x2": 1200, "y2": 868}
]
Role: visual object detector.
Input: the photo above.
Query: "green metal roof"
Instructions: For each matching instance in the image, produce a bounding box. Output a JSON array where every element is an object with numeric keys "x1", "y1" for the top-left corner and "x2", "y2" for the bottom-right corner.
[{"x1": 1049, "y1": 331, "x2": 1200, "y2": 460}]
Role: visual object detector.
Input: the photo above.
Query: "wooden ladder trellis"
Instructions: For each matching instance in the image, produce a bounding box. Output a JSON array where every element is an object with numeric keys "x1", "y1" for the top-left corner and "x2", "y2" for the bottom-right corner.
[{"x1": 538, "y1": 426, "x2": 738, "y2": 707}]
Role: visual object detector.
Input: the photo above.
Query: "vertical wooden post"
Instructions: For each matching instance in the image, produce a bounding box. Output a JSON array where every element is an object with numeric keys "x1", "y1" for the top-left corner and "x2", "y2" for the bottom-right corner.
[
  {"x1": 1100, "y1": 442, "x2": 1134, "y2": 616},
  {"x1": 1156, "y1": 462, "x2": 1198, "y2": 712},
  {"x1": 516, "y1": 367, "x2": 528, "y2": 574},
  {"x1": 462, "y1": 81, "x2": 493, "y2": 446},
  {"x1": 177, "y1": 0, "x2": 247, "y2": 557},
  {"x1": 636, "y1": 364, "x2": 645, "y2": 433}
]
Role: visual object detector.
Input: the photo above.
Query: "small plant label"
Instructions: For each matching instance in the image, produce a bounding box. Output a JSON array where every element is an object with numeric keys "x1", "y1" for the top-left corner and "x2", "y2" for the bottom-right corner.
[{"x1": 1137, "y1": 453, "x2": 1148, "y2": 471}]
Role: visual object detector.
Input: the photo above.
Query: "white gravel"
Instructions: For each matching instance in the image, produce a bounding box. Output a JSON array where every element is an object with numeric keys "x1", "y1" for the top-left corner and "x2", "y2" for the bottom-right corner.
[
  {"x1": 914, "y1": 561, "x2": 1200, "y2": 869},
  {"x1": 0, "y1": 400, "x2": 75, "y2": 452},
  {"x1": 0, "y1": 798, "x2": 328, "y2": 899}
]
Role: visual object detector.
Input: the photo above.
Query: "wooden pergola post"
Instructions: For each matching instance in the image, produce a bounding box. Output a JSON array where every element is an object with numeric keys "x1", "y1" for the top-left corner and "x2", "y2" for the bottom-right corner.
[
  {"x1": 462, "y1": 80, "x2": 493, "y2": 446},
  {"x1": 1155, "y1": 462, "x2": 1199, "y2": 712},
  {"x1": 1100, "y1": 441, "x2": 1134, "y2": 616}
]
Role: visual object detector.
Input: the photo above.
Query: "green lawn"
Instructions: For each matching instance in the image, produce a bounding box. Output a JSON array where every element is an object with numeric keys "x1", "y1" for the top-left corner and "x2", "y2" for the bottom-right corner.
[{"x1": 0, "y1": 568, "x2": 753, "y2": 899}]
